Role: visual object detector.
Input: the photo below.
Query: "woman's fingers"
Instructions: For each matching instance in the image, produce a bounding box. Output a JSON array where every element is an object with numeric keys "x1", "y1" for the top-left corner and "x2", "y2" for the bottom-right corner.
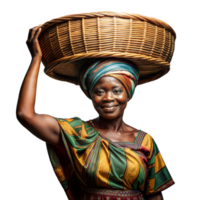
[
  {"x1": 26, "y1": 24, "x2": 43, "y2": 58},
  {"x1": 30, "y1": 24, "x2": 43, "y2": 40},
  {"x1": 30, "y1": 27, "x2": 38, "y2": 40},
  {"x1": 34, "y1": 27, "x2": 42, "y2": 40}
]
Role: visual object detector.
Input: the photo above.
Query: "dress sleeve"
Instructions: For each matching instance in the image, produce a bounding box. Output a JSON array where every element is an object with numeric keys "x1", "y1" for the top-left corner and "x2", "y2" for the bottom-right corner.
[
  {"x1": 144, "y1": 137, "x2": 174, "y2": 196},
  {"x1": 46, "y1": 117, "x2": 83, "y2": 200}
]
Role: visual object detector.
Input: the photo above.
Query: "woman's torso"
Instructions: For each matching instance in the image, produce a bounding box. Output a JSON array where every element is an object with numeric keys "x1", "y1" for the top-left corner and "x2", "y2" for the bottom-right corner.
[{"x1": 57, "y1": 117, "x2": 149, "y2": 190}]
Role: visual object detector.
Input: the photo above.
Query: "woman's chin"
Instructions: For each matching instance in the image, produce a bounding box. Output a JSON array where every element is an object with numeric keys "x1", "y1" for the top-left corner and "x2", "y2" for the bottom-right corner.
[{"x1": 98, "y1": 111, "x2": 123, "y2": 120}]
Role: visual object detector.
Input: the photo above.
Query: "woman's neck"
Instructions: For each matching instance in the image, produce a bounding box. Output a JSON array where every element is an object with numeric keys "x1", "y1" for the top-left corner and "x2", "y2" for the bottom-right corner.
[{"x1": 93, "y1": 114, "x2": 125, "y2": 132}]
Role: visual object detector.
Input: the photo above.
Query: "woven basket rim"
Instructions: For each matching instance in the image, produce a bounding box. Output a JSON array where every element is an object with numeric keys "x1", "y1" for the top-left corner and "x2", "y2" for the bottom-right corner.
[
  {"x1": 44, "y1": 52, "x2": 171, "y2": 86},
  {"x1": 40, "y1": 11, "x2": 176, "y2": 38},
  {"x1": 45, "y1": 52, "x2": 170, "y2": 72}
]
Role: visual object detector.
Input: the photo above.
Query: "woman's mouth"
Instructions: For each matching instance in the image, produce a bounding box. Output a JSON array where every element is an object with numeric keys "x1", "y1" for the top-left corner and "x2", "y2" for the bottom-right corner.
[{"x1": 101, "y1": 105, "x2": 118, "y2": 112}]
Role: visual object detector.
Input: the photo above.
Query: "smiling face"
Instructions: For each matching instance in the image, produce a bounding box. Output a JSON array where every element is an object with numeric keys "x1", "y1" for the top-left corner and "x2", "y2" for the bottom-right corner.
[{"x1": 91, "y1": 76, "x2": 129, "y2": 120}]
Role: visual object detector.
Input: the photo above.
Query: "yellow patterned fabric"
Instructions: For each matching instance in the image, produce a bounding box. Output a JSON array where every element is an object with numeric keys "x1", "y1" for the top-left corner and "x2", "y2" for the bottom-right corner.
[{"x1": 46, "y1": 117, "x2": 174, "y2": 199}]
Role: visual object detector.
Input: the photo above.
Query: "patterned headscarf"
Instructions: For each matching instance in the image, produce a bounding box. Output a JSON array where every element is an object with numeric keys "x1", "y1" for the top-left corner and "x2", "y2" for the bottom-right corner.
[{"x1": 79, "y1": 58, "x2": 139, "y2": 99}]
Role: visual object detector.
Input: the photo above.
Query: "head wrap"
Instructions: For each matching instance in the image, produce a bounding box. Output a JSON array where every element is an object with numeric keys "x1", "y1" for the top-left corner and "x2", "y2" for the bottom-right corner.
[{"x1": 79, "y1": 58, "x2": 139, "y2": 99}]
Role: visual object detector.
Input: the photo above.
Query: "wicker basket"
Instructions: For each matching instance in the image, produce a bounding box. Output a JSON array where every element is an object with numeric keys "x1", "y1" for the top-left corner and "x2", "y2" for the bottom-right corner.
[{"x1": 39, "y1": 11, "x2": 176, "y2": 85}]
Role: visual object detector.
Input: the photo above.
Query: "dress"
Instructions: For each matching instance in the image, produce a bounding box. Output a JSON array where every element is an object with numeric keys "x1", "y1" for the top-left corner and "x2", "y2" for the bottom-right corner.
[{"x1": 46, "y1": 117, "x2": 174, "y2": 200}]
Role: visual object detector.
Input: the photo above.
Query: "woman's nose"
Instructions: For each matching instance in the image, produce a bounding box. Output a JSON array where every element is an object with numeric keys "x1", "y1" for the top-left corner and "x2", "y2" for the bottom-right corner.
[{"x1": 103, "y1": 92, "x2": 114, "y2": 101}]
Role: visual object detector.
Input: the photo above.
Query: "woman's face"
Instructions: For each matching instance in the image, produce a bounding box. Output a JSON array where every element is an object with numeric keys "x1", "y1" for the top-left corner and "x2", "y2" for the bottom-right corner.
[{"x1": 91, "y1": 76, "x2": 129, "y2": 120}]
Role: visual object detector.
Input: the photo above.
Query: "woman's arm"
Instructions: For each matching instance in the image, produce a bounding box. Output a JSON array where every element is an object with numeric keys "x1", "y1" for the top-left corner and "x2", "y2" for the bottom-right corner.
[
  {"x1": 16, "y1": 26, "x2": 61, "y2": 146},
  {"x1": 145, "y1": 192, "x2": 163, "y2": 200},
  {"x1": 16, "y1": 25, "x2": 42, "y2": 116}
]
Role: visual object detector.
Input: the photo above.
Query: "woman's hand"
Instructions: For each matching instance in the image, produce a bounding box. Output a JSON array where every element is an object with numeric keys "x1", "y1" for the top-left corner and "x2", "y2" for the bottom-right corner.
[{"x1": 26, "y1": 25, "x2": 43, "y2": 58}]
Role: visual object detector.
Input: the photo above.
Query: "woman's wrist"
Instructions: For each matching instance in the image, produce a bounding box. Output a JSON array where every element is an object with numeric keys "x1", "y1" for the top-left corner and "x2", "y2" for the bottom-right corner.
[{"x1": 31, "y1": 55, "x2": 42, "y2": 61}]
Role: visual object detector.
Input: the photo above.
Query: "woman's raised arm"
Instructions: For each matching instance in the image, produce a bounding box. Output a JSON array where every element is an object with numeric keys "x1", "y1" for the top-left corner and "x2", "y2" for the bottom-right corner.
[{"x1": 16, "y1": 26, "x2": 61, "y2": 146}]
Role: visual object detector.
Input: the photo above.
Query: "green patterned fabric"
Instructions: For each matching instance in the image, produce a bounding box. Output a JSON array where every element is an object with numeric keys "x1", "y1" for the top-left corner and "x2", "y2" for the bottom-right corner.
[{"x1": 46, "y1": 117, "x2": 174, "y2": 200}]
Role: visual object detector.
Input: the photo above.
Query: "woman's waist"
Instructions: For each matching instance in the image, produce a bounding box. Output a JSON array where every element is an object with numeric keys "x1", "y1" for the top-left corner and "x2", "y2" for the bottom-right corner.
[{"x1": 80, "y1": 185, "x2": 143, "y2": 198}]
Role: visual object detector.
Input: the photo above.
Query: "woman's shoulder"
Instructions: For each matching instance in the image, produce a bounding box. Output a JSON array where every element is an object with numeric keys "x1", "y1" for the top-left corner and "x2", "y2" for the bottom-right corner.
[
  {"x1": 83, "y1": 120, "x2": 90, "y2": 124},
  {"x1": 55, "y1": 116, "x2": 82, "y2": 123},
  {"x1": 124, "y1": 122, "x2": 138, "y2": 131},
  {"x1": 118, "y1": 122, "x2": 155, "y2": 148},
  {"x1": 52, "y1": 115, "x2": 81, "y2": 121}
]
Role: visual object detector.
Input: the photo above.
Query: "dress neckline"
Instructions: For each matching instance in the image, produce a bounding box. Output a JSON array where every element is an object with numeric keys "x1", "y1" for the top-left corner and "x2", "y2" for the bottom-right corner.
[{"x1": 84, "y1": 120, "x2": 141, "y2": 145}]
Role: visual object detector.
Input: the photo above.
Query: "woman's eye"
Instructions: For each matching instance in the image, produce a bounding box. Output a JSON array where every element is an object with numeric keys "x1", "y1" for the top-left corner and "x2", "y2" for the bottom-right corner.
[
  {"x1": 94, "y1": 89, "x2": 121, "y2": 95},
  {"x1": 113, "y1": 90, "x2": 121, "y2": 94},
  {"x1": 97, "y1": 90, "x2": 104, "y2": 95}
]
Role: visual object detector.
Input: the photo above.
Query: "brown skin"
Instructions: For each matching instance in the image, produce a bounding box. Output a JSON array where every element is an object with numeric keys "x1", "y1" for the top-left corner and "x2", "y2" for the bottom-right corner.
[
  {"x1": 16, "y1": 26, "x2": 163, "y2": 200},
  {"x1": 89, "y1": 76, "x2": 139, "y2": 143},
  {"x1": 16, "y1": 25, "x2": 61, "y2": 146},
  {"x1": 92, "y1": 76, "x2": 129, "y2": 119}
]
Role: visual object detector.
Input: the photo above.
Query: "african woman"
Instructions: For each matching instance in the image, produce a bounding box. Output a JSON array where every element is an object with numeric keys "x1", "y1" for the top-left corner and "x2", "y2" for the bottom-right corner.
[{"x1": 16, "y1": 25, "x2": 174, "y2": 200}]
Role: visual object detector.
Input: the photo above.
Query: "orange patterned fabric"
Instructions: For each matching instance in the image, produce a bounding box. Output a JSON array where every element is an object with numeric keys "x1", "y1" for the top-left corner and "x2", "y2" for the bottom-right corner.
[{"x1": 46, "y1": 117, "x2": 174, "y2": 199}]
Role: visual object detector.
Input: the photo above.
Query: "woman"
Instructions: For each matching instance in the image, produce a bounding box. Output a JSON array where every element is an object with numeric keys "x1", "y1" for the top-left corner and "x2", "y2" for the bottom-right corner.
[{"x1": 16, "y1": 25, "x2": 174, "y2": 200}]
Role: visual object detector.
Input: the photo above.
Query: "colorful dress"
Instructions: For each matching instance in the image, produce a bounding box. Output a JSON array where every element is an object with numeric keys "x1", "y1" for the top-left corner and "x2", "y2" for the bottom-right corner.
[{"x1": 46, "y1": 117, "x2": 174, "y2": 200}]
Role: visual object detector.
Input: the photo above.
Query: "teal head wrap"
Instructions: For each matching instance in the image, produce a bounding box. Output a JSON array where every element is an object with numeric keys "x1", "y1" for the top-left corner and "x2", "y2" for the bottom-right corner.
[{"x1": 79, "y1": 58, "x2": 139, "y2": 99}]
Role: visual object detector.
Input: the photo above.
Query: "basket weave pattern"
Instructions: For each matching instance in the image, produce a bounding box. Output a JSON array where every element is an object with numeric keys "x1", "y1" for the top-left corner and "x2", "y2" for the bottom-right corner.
[{"x1": 39, "y1": 12, "x2": 176, "y2": 85}]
